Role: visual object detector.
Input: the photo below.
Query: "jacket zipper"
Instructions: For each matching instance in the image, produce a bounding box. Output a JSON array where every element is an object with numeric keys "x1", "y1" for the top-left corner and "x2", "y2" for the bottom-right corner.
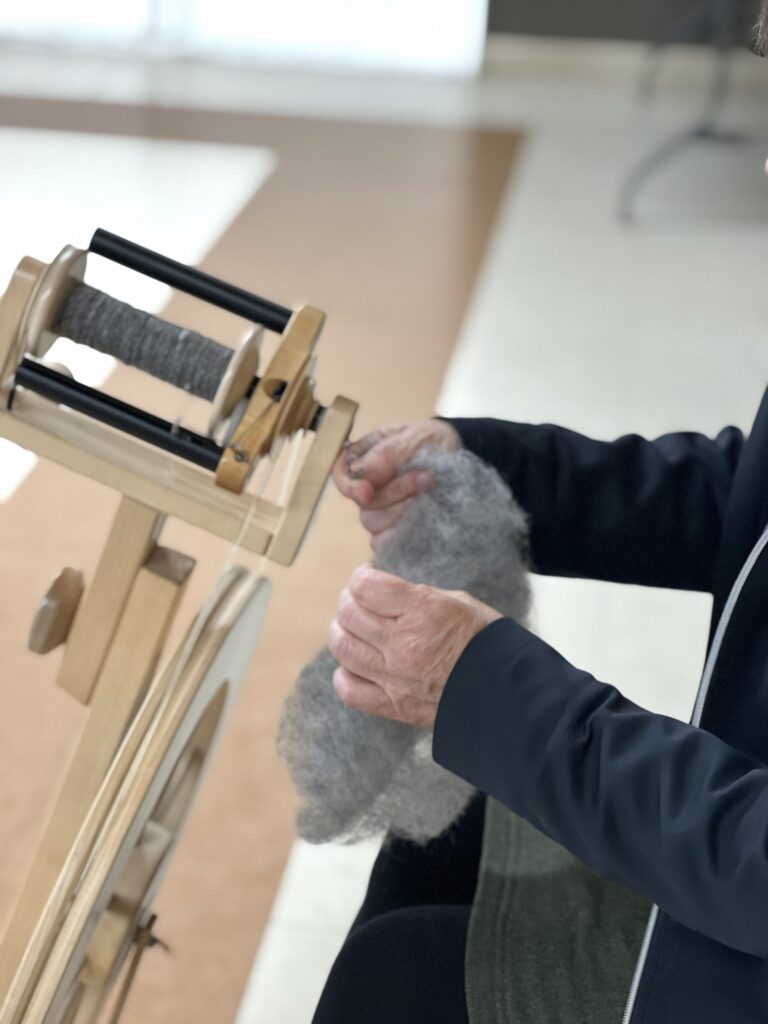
[{"x1": 620, "y1": 522, "x2": 768, "y2": 1024}]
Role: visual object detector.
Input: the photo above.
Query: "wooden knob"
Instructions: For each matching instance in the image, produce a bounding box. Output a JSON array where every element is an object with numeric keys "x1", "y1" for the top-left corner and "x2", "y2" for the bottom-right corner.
[{"x1": 28, "y1": 567, "x2": 85, "y2": 654}]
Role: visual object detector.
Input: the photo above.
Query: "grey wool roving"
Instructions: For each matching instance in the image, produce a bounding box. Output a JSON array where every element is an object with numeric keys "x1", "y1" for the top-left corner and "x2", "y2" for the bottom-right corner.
[
  {"x1": 54, "y1": 283, "x2": 233, "y2": 400},
  {"x1": 277, "y1": 446, "x2": 532, "y2": 844}
]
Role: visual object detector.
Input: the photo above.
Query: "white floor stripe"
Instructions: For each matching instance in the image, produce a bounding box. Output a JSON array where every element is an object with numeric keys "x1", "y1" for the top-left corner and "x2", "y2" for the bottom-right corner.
[{"x1": 235, "y1": 838, "x2": 381, "y2": 1024}]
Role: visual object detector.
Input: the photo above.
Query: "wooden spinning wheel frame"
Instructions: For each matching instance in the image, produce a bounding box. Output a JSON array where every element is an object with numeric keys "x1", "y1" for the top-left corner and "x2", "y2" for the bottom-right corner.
[
  {"x1": 2, "y1": 570, "x2": 271, "y2": 1024},
  {"x1": 0, "y1": 234, "x2": 358, "y2": 1022}
]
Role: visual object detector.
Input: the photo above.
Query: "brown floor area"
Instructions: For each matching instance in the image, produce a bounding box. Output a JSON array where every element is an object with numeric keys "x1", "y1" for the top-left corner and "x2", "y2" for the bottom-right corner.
[{"x1": 0, "y1": 97, "x2": 521, "y2": 1022}]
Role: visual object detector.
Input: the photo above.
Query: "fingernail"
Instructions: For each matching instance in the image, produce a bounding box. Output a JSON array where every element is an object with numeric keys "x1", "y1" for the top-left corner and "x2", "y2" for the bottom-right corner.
[
  {"x1": 416, "y1": 471, "x2": 434, "y2": 491},
  {"x1": 349, "y1": 461, "x2": 367, "y2": 479}
]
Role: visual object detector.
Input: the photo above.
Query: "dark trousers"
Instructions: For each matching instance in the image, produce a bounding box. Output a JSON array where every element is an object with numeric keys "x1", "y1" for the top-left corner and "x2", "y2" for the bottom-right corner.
[{"x1": 312, "y1": 794, "x2": 486, "y2": 1024}]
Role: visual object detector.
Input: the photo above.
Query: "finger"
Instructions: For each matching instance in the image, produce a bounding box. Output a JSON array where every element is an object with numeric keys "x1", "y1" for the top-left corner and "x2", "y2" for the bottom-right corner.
[
  {"x1": 360, "y1": 501, "x2": 409, "y2": 537},
  {"x1": 344, "y1": 428, "x2": 400, "y2": 462},
  {"x1": 348, "y1": 565, "x2": 417, "y2": 617},
  {"x1": 336, "y1": 587, "x2": 391, "y2": 647},
  {"x1": 332, "y1": 666, "x2": 396, "y2": 718},
  {"x1": 363, "y1": 470, "x2": 434, "y2": 510},
  {"x1": 347, "y1": 435, "x2": 412, "y2": 488},
  {"x1": 328, "y1": 618, "x2": 387, "y2": 679},
  {"x1": 331, "y1": 454, "x2": 376, "y2": 505}
]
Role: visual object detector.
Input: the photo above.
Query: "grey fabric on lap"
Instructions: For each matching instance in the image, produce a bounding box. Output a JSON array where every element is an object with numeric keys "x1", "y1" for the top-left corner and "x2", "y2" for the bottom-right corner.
[{"x1": 467, "y1": 798, "x2": 650, "y2": 1024}]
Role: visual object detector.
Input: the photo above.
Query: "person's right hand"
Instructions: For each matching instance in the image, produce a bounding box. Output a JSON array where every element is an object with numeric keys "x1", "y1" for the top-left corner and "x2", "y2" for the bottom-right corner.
[{"x1": 332, "y1": 419, "x2": 462, "y2": 551}]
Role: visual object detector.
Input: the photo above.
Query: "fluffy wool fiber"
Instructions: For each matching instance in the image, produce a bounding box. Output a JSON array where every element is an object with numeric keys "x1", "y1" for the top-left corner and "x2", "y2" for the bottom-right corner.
[{"x1": 277, "y1": 447, "x2": 532, "y2": 844}]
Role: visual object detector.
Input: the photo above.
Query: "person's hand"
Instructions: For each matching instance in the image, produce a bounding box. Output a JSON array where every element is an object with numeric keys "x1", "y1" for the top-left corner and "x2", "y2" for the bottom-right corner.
[
  {"x1": 327, "y1": 565, "x2": 501, "y2": 730},
  {"x1": 331, "y1": 420, "x2": 462, "y2": 552}
]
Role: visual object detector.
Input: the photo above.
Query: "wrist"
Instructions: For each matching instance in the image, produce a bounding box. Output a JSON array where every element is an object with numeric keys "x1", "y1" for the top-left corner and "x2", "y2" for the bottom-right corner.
[{"x1": 429, "y1": 417, "x2": 463, "y2": 451}]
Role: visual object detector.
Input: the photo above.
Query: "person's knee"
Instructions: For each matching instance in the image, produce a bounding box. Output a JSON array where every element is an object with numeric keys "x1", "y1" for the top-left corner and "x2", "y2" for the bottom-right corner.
[{"x1": 313, "y1": 906, "x2": 470, "y2": 1024}]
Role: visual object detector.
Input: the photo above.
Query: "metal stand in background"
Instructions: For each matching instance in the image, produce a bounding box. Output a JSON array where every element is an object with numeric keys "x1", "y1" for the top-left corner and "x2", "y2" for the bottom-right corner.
[{"x1": 617, "y1": 0, "x2": 754, "y2": 222}]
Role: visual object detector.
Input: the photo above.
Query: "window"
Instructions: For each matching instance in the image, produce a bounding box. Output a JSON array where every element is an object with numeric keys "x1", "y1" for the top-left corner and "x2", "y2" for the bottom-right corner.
[{"x1": 0, "y1": 0, "x2": 488, "y2": 76}]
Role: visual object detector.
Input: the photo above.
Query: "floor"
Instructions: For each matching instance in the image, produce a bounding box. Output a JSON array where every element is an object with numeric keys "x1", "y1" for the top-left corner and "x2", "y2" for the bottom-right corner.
[
  {"x1": 1, "y1": 36, "x2": 768, "y2": 1023},
  {"x1": 0, "y1": 77, "x2": 518, "y2": 1023}
]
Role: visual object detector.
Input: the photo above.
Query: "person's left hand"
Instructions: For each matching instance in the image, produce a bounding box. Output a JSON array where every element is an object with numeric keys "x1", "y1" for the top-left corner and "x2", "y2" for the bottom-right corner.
[{"x1": 328, "y1": 565, "x2": 502, "y2": 729}]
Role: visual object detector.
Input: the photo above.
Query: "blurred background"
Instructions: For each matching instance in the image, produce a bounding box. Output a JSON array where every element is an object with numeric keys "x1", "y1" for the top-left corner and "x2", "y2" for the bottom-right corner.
[{"x1": 1, "y1": 2, "x2": 768, "y2": 1022}]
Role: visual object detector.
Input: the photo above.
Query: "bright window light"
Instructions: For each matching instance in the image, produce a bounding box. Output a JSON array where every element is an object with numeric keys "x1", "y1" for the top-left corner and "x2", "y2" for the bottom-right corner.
[
  {"x1": 0, "y1": 0, "x2": 488, "y2": 77},
  {"x1": 0, "y1": 0, "x2": 147, "y2": 39},
  {"x1": 186, "y1": 0, "x2": 488, "y2": 75}
]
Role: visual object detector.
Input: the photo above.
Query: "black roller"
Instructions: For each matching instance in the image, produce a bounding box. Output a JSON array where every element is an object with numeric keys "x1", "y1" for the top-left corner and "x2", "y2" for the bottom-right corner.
[
  {"x1": 13, "y1": 359, "x2": 222, "y2": 471},
  {"x1": 90, "y1": 229, "x2": 292, "y2": 334}
]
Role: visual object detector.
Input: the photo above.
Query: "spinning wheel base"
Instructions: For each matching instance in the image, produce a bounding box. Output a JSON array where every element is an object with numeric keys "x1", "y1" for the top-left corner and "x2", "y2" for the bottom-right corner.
[{"x1": 2, "y1": 570, "x2": 271, "y2": 1024}]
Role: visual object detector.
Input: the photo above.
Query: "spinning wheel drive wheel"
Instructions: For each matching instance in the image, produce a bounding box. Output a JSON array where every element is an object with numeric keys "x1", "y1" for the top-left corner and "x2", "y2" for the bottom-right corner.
[{"x1": 2, "y1": 568, "x2": 271, "y2": 1024}]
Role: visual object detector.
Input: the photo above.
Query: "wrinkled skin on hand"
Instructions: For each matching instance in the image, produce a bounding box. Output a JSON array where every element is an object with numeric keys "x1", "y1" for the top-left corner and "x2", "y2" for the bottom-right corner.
[
  {"x1": 278, "y1": 446, "x2": 530, "y2": 843},
  {"x1": 331, "y1": 420, "x2": 462, "y2": 552},
  {"x1": 328, "y1": 565, "x2": 502, "y2": 729}
]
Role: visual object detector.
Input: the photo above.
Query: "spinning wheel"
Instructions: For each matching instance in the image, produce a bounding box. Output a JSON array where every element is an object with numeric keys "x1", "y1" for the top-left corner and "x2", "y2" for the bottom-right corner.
[
  {"x1": 0, "y1": 231, "x2": 358, "y2": 1020},
  {"x1": 3, "y1": 570, "x2": 270, "y2": 1024}
]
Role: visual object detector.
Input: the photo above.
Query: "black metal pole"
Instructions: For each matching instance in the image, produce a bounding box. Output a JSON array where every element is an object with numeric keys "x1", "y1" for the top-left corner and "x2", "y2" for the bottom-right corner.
[
  {"x1": 13, "y1": 360, "x2": 222, "y2": 472},
  {"x1": 89, "y1": 228, "x2": 293, "y2": 334}
]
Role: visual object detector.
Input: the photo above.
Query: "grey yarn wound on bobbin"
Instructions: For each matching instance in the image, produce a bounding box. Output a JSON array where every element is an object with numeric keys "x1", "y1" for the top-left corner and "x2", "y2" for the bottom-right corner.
[
  {"x1": 277, "y1": 446, "x2": 532, "y2": 845},
  {"x1": 54, "y1": 283, "x2": 234, "y2": 400}
]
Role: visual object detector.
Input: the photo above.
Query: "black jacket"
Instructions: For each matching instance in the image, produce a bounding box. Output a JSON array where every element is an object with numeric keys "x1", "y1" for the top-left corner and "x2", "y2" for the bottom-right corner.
[{"x1": 435, "y1": 394, "x2": 768, "y2": 1023}]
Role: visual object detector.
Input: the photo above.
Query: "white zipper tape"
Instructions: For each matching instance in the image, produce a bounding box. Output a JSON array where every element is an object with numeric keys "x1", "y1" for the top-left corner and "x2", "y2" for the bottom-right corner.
[{"x1": 620, "y1": 522, "x2": 768, "y2": 1024}]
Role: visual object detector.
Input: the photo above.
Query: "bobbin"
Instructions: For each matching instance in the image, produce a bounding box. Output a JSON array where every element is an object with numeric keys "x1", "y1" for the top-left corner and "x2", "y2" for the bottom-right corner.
[
  {"x1": 2, "y1": 229, "x2": 343, "y2": 484},
  {"x1": 14, "y1": 241, "x2": 264, "y2": 438},
  {"x1": 0, "y1": 229, "x2": 358, "y2": 564}
]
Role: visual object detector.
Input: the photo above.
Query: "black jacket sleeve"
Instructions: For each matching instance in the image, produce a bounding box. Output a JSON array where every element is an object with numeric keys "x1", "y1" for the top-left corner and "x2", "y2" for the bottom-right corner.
[
  {"x1": 444, "y1": 418, "x2": 743, "y2": 592},
  {"x1": 433, "y1": 617, "x2": 768, "y2": 959}
]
